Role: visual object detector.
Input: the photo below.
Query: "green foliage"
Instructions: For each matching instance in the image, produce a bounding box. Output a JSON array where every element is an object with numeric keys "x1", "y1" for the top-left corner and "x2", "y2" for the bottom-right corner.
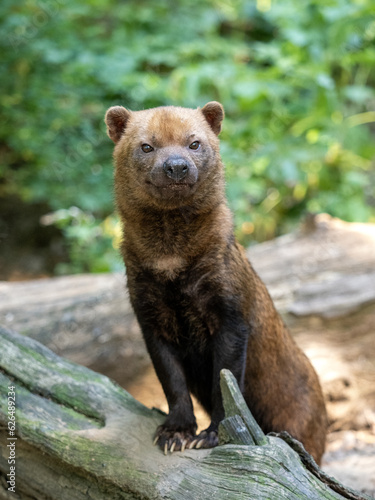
[
  {"x1": 41, "y1": 208, "x2": 123, "y2": 274},
  {"x1": 1, "y1": 0, "x2": 374, "y2": 271}
]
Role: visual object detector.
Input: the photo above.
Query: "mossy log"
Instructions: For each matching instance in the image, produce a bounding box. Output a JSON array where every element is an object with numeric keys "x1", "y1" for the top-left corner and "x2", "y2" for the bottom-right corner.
[{"x1": 0, "y1": 327, "x2": 370, "y2": 500}]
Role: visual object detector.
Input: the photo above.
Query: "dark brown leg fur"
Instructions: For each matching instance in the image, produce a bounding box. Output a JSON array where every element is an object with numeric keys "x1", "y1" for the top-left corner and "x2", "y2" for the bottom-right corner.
[{"x1": 126, "y1": 236, "x2": 327, "y2": 463}]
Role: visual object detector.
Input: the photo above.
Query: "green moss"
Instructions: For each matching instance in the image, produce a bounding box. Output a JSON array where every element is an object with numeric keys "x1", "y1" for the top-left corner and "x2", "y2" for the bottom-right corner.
[{"x1": 0, "y1": 327, "x2": 152, "y2": 423}]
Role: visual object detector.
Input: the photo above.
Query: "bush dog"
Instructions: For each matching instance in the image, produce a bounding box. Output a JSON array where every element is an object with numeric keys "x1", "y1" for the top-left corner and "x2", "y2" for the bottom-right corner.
[{"x1": 105, "y1": 102, "x2": 327, "y2": 463}]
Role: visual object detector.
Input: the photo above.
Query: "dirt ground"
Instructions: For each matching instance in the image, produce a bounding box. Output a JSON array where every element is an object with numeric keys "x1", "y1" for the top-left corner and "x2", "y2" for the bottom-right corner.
[
  {"x1": 127, "y1": 326, "x2": 375, "y2": 498},
  {"x1": 296, "y1": 324, "x2": 375, "y2": 498}
]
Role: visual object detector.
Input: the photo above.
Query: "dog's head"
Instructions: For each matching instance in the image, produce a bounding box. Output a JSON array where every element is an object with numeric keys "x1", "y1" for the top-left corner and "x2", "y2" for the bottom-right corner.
[{"x1": 105, "y1": 102, "x2": 225, "y2": 210}]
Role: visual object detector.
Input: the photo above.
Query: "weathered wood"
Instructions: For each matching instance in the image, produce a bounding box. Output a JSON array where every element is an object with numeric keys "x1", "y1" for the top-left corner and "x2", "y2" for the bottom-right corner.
[
  {"x1": 219, "y1": 369, "x2": 267, "y2": 446},
  {"x1": 249, "y1": 214, "x2": 375, "y2": 320},
  {"x1": 0, "y1": 273, "x2": 147, "y2": 386},
  {"x1": 0, "y1": 327, "x2": 370, "y2": 500}
]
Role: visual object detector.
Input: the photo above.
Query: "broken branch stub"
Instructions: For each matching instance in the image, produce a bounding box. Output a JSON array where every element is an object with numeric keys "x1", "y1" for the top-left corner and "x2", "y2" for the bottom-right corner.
[{"x1": 219, "y1": 368, "x2": 267, "y2": 446}]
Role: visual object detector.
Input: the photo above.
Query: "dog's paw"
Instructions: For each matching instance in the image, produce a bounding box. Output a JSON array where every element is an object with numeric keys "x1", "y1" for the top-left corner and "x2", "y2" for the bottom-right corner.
[
  {"x1": 153, "y1": 424, "x2": 196, "y2": 454},
  {"x1": 188, "y1": 429, "x2": 218, "y2": 450}
]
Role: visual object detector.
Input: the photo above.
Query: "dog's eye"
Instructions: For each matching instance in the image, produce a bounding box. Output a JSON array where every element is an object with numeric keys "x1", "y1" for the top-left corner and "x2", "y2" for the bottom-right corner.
[
  {"x1": 141, "y1": 144, "x2": 154, "y2": 153},
  {"x1": 189, "y1": 141, "x2": 200, "y2": 150}
]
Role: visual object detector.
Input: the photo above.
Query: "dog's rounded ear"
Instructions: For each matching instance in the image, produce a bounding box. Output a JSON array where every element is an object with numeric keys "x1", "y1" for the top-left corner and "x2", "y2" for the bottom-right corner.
[
  {"x1": 105, "y1": 106, "x2": 131, "y2": 143},
  {"x1": 201, "y1": 101, "x2": 225, "y2": 136}
]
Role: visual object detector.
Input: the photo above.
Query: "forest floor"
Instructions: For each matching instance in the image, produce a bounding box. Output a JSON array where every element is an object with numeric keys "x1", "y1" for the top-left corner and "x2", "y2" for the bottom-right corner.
[{"x1": 128, "y1": 326, "x2": 375, "y2": 498}]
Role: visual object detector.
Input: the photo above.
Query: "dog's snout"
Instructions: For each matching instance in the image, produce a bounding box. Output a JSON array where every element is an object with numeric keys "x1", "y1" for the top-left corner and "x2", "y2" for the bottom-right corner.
[{"x1": 163, "y1": 157, "x2": 189, "y2": 181}]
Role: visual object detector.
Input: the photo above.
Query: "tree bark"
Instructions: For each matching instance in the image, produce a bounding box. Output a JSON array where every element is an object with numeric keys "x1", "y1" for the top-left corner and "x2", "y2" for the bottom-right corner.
[
  {"x1": 0, "y1": 326, "x2": 370, "y2": 500},
  {"x1": 0, "y1": 272, "x2": 148, "y2": 386}
]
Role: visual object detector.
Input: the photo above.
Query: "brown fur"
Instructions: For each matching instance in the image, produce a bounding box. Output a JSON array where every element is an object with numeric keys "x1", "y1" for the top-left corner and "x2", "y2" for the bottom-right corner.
[{"x1": 105, "y1": 102, "x2": 327, "y2": 463}]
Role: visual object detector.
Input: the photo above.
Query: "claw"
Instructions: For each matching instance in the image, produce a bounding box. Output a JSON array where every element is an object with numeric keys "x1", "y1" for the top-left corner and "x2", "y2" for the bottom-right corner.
[
  {"x1": 181, "y1": 440, "x2": 187, "y2": 453},
  {"x1": 164, "y1": 442, "x2": 168, "y2": 455},
  {"x1": 196, "y1": 439, "x2": 205, "y2": 449},
  {"x1": 188, "y1": 439, "x2": 198, "y2": 449},
  {"x1": 170, "y1": 442, "x2": 176, "y2": 453},
  {"x1": 153, "y1": 436, "x2": 159, "y2": 446}
]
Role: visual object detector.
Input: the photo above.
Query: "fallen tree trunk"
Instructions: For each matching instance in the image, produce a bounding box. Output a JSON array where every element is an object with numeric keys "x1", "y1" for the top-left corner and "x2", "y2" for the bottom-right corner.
[
  {"x1": 0, "y1": 326, "x2": 370, "y2": 500},
  {"x1": 0, "y1": 272, "x2": 148, "y2": 386}
]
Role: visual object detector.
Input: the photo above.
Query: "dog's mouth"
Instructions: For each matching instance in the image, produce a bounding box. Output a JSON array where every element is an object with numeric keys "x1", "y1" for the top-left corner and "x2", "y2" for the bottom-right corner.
[
  {"x1": 146, "y1": 161, "x2": 199, "y2": 202},
  {"x1": 145, "y1": 180, "x2": 197, "y2": 200},
  {"x1": 162, "y1": 182, "x2": 190, "y2": 190}
]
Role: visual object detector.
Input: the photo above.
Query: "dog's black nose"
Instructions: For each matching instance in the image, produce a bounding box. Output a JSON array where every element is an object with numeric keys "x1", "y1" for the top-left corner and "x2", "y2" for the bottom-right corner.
[{"x1": 163, "y1": 158, "x2": 189, "y2": 181}]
